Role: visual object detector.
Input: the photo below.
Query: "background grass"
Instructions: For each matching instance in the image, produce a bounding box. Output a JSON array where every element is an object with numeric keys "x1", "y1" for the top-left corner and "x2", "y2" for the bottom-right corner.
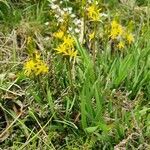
[{"x1": 0, "y1": 0, "x2": 150, "y2": 149}]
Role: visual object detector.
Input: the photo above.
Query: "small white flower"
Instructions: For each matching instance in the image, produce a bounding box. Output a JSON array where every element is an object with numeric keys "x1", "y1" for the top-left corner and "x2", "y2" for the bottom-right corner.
[
  {"x1": 73, "y1": 18, "x2": 78, "y2": 24},
  {"x1": 74, "y1": 19, "x2": 81, "y2": 25},
  {"x1": 75, "y1": 28, "x2": 80, "y2": 33},
  {"x1": 58, "y1": 18, "x2": 64, "y2": 22},
  {"x1": 51, "y1": 4, "x2": 58, "y2": 10},
  {"x1": 68, "y1": 7, "x2": 72, "y2": 13},
  {"x1": 95, "y1": 1, "x2": 98, "y2": 5},
  {"x1": 57, "y1": 8, "x2": 61, "y2": 13},
  {"x1": 60, "y1": 10, "x2": 65, "y2": 16},
  {"x1": 70, "y1": 14, "x2": 76, "y2": 18},
  {"x1": 68, "y1": 27, "x2": 73, "y2": 31},
  {"x1": 45, "y1": 36, "x2": 50, "y2": 41},
  {"x1": 68, "y1": 10, "x2": 72, "y2": 14},
  {"x1": 63, "y1": 8, "x2": 68, "y2": 12},
  {"x1": 101, "y1": 13, "x2": 108, "y2": 17},
  {"x1": 88, "y1": 0, "x2": 92, "y2": 4},
  {"x1": 44, "y1": 22, "x2": 49, "y2": 25},
  {"x1": 55, "y1": 14, "x2": 59, "y2": 18},
  {"x1": 76, "y1": 19, "x2": 81, "y2": 25}
]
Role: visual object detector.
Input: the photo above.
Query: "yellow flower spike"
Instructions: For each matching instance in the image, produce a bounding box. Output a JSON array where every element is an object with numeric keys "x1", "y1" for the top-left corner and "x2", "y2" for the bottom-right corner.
[
  {"x1": 35, "y1": 61, "x2": 49, "y2": 76},
  {"x1": 67, "y1": 48, "x2": 77, "y2": 58},
  {"x1": 89, "y1": 31, "x2": 95, "y2": 41},
  {"x1": 53, "y1": 30, "x2": 64, "y2": 39},
  {"x1": 87, "y1": 4, "x2": 101, "y2": 21},
  {"x1": 24, "y1": 52, "x2": 48, "y2": 76},
  {"x1": 117, "y1": 41, "x2": 125, "y2": 49},
  {"x1": 111, "y1": 20, "x2": 118, "y2": 28},
  {"x1": 63, "y1": 35, "x2": 75, "y2": 47},
  {"x1": 55, "y1": 44, "x2": 68, "y2": 55},
  {"x1": 24, "y1": 59, "x2": 36, "y2": 76},
  {"x1": 110, "y1": 20, "x2": 124, "y2": 39},
  {"x1": 117, "y1": 25, "x2": 123, "y2": 35},
  {"x1": 110, "y1": 28, "x2": 118, "y2": 40},
  {"x1": 54, "y1": 34, "x2": 77, "y2": 59},
  {"x1": 126, "y1": 33, "x2": 134, "y2": 44}
]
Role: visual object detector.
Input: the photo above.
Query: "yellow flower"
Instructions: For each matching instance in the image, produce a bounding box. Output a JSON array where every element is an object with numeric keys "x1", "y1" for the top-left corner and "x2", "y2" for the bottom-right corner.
[
  {"x1": 126, "y1": 33, "x2": 134, "y2": 44},
  {"x1": 55, "y1": 34, "x2": 77, "y2": 59},
  {"x1": 55, "y1": 43, "x2": 77, "y2": 58},
  {"x1": 89, "y1": 31, "x2": 95, "y2": 41},
  {"x1": 117, "y1": 25, "x2": 123, "y2": 35},
  {"x1": 24, "y1": 60, "x2": 35, "y2": 76},
  {"x1": 55, "y1": 44, "x2": 68, "y2": 55},
  {"x1": 24, "y1": 53, "x2": 48, "y2": 76},
  {"x1": 110, "y1": 20, "x2": 123, "y2": 39},
  {"x1": 67, "y1": 48, "x2": 77, "y2": 58},
  {"x1": 87, "y1": 4, "x2": 101, "y2": 21},
  {"x1": 111, "y1": 20, "x2": 119, "y2": 28},
  {"x1": 63, "y1": 35, "x2": 75, "y2": 47},
  {"x1": 35, "y1": 61, "x2": 49, "y2": 76},
  {"x1": 117, "y1": 41, "x2": 125, "y2": 49},
  {"x1": 53, "y1": 30, "x2": 64, "y2": 39},
  {"x1": 110, "y1": 28, "x2": 119, "y2": 39}
]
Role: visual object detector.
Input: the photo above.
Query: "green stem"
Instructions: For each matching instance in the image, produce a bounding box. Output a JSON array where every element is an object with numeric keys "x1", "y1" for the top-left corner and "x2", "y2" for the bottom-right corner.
[
  {"x1": 92, "y1": 22, "x2": 98, "y2": 71},
  {"x1": 68, "y1": 59, "x2": 73, "y2": 88},
  {"x1": 37, "y1": 76, "x2": 47, "y2": 99}
]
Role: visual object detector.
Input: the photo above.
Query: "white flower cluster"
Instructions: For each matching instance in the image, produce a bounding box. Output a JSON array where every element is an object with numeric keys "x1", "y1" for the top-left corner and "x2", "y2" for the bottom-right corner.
[
  {"x1": 87, "y1": 0, "x2": 98, "y2": 4},
  {"x1": 48, "y1": 0, "x2": 82, "y2": 34}
]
